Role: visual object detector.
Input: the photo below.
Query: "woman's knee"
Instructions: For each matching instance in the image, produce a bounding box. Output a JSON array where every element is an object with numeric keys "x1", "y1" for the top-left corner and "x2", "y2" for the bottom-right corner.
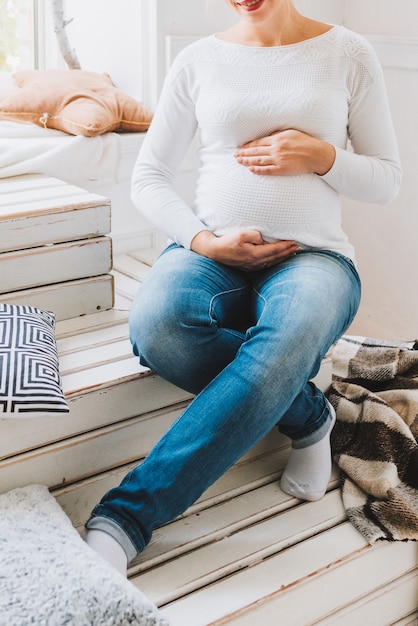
[{"x1": 129, "y1": 279, "x2": 182, "y2": 363}]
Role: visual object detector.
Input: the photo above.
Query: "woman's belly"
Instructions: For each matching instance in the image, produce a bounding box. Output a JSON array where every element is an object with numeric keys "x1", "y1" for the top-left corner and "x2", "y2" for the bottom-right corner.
[{"x1": 193, "y1": 155, "x2": 341, "y2": 245}]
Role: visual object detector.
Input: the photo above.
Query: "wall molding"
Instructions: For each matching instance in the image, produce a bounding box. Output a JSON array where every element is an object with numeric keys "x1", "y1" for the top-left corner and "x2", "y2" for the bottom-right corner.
[
  {"x1": 165, "y1": 35, "x2": 200, "y2": 69},
  {"x1": 366, "y1": 35, "x2": 418, "y2": 70}
]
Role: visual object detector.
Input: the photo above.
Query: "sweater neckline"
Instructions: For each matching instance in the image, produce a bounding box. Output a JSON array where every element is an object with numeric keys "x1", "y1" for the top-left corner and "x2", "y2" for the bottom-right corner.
[{"x1": 212, "y1": 24, "x2": 339, "y2": 51}]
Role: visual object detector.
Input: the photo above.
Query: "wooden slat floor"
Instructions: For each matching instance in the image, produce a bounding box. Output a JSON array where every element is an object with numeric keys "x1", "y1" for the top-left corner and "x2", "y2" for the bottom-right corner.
[
  {"x1": 1, "y1": 248, "x2": 417, "y2": 625},
  {"x1": 111, "y1": 251, "x2": 418, "y2": 625}
]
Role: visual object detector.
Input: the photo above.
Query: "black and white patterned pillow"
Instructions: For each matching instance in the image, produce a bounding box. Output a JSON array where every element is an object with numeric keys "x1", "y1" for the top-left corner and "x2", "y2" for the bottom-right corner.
[{"x1": 0, "y1": 304, "x2": 68, "y2": 416}]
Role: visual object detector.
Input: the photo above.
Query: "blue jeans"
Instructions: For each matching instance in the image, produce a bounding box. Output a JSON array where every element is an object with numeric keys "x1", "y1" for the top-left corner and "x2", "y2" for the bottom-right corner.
[{"x1": 86, "y1": 245, "x2": 361, "y2": 562}]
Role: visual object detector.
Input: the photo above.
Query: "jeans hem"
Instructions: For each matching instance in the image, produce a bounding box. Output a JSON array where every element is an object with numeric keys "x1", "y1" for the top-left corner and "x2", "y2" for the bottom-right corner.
[
  {"x1": 85, "y1": 514, "x2": 140, "y2": 564},
  {"x1": 291, "y1": 399, "x2": 336, "y2": 449}
]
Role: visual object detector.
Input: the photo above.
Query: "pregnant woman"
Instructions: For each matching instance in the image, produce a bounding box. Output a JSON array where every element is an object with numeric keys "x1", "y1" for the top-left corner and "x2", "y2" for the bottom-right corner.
[{"x1": 85, "y1": 0, "x2": 401, "y2": 574}]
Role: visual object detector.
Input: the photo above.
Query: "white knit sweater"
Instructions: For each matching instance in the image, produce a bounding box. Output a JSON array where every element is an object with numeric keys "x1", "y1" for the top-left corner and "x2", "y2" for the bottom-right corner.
[{"x1": 131, "y1": 26, "x2": 401, "y2": 262}]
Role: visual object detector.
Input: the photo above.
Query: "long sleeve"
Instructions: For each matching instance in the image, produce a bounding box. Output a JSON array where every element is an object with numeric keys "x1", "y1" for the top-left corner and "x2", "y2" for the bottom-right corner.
[
  {"x1": 322, "y1": 52, "x2": 402, "y2": 203},
  {"x1": 130, "y1": 29, "x2": 402, "y2": 263},
  {"x1": 131, "y1": 64, "x2": 207, "y2": 249}
]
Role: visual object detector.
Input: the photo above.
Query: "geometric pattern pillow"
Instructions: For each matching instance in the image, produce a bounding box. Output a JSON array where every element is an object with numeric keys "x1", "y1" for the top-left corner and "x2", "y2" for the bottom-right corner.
[{"x1": 0, "y1": 304, "x2": 68, "y2": 417}]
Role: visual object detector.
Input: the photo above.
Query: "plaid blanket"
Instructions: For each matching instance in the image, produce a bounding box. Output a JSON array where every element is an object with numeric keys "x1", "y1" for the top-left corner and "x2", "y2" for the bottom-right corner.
[{"x1": 329, "y1": 335, "x2": 418, "y2": 543}]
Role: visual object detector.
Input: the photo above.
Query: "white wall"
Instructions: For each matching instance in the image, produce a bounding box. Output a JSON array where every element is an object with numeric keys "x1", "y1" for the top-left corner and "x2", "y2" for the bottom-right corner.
[
  {"x1": 297, "y1": 0, "x2": 344, "y2": 24},
  {"x1": 344, "y1": 0, "x2": 418, "y2": 37},
  {"x1": 339, "y1": 2, "x2": 418, "y2": 340},
  {"x1": 342, "y1": 47, "x2": 418, "y2": 340},
  {"x1": 50, "y1": 0, "x2": 144, "y2": 100}
]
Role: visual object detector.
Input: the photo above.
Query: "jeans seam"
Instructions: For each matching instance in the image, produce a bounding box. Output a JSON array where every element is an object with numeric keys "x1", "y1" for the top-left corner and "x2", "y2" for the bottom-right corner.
[{"x1": 208, "y1": 285, "x2": 249, "y2": 326}]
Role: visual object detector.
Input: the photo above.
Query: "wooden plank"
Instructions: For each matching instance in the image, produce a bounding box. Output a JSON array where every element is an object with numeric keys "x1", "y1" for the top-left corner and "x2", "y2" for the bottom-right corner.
[
  {"x1": 60, "y1": 355, "x2": 146, "y2": 394},
  {"x1": 392, "y1": 612, "x2": 418, "y2": 626},
  {"x1": 219, "y1": 543, "x2": 417, "y2": 626},
  {"x1": 130, "y1": 467, "x2": 339, "y2": 576},
  {"x1": 0, "y1": 375, "x2": 192, "y2": 460},
  {"x1": 158, "y1": 523, "x2": 369, "y2": 626},
  {"x1": 0, "y1": 173, "x2": 64, "y2": 194},
  {"x1": 0, "y1": 236, "x2": 112, "y2": 293},
  {"x1": 315, "y1": 569, "x2": 418, "y2": 626},
  {"x1": 131, "y1": 490, "x2": 346, "y2": 607},
  {"x1": 0, "y1": 405, "x2": 185, "y2": 493},
  {"x1": 0, "y1": 274, "x2": 114, "y2": 320},
  {"x1": 129, "y1": 248, "x2": 159, "y2": 266},
  {"x1": 54, "y1": 439, "x2": 293, "y2": 529},
  {"x1": 57, "y1": 318, "x2": 130, "y2": 355},
  {"x1": 111, "y1": 269, "x2": 142, "y2": 301},
  {"x1": 113, "y1": 290, "x2": 133, "y2": 310},
  {"x1": 0, "y1": 187, "x2": 107, "y2": 215},
  {"x1": 58, "y1": 337, "x2": 133, "y2": 374},
  {"x1": 0, "y1": 205, "x2": 111, "y2": 253},
  {"x1": 0, "y1": 174, "x2": 109, "y2": 218},
  {"x1": 55, "y1": 308, "x2": 130, "y2": 338},
  {"x1": 113, "y1": 254, "x2": 152, "y2": 282}
]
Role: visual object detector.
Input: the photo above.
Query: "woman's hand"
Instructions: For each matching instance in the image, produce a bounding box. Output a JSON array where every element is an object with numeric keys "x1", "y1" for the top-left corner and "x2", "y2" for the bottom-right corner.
[
  {"x1": 190, "y1": 230, "x2": 300, "y2": 271},
  {"x1": 234, "y1": 129, "x2": 335, "y2": 176}
]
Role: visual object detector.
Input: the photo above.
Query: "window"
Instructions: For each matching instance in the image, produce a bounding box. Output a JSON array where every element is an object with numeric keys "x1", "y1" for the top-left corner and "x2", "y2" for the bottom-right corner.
[
  {"x1": 0, "y1": 0, "x2": 38, "y2": 71},
  {"x1": 0, "y1": 0, "x2": 148, "y2": 101}
]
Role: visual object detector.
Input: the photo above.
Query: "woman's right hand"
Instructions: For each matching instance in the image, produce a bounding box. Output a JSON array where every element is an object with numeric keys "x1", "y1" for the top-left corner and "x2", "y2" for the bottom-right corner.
[{"x1": 190, "y1": 230, "x2": 300, "y2": 271}]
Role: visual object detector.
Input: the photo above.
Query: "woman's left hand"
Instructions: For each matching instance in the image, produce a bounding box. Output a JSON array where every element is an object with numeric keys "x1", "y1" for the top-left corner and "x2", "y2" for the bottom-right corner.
[{"x1": 234, "y1": 129, "x2": 335, "y2": 176}]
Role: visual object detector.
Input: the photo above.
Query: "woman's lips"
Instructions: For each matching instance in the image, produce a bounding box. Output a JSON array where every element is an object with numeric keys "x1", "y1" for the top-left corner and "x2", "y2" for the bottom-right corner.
[{"x1": 236, "y1": 0, "x2": 265, "y2": 12}]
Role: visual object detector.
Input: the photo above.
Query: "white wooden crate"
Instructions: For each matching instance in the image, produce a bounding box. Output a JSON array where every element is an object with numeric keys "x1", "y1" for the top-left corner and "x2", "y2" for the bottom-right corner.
[
  {"x1": 0, "y1": 174, "x2": 111, "y2": 252},
  {"x1": 0, "y1": 235, "x2": 112, "y2": 292},
  {"x1": 0, "y1": 174, "x2": 114, "y2": 318},
  {"x1": 2, "y1": 275, "x2": 114, "y2": 319}
]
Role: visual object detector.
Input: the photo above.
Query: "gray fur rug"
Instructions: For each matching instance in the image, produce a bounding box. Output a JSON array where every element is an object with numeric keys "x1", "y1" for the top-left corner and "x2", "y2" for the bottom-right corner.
[{"x1": 0, "y1": 484, "x2": 169, "y2": 626}]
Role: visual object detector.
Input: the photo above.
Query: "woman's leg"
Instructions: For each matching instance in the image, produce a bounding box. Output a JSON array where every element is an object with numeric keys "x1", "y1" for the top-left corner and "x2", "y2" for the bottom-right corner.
[
  {"x1": 129, "y1": 243, "x2": 251, "y2": 394},
  {"x1": 85, "y1": 249, "x2": 360, "y2": 564},
  {"x1": 86, "y1": 244, "x2": 251, "y2": 572}
]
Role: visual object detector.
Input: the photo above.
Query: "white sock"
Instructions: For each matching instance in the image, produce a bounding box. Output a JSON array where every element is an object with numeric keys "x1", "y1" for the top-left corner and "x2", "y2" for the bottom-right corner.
[
  {"x1": 280, "y1": 401, "x2": 336, "y2": 502},
  {"x1": 84, "y1": 529, "x2": 128, "y2": 576}
]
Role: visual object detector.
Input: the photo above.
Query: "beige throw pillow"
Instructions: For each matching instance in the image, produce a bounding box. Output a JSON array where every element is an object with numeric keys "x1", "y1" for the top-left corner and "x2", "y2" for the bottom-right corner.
[{"x1": 0, "y1": 69, "x2": 153, "y2": 137}]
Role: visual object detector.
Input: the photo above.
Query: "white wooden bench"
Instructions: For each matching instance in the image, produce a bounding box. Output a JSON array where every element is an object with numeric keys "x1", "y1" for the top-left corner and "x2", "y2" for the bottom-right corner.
[{"x1": 0, "y1": 176, "x2": 416, "y2": 625}]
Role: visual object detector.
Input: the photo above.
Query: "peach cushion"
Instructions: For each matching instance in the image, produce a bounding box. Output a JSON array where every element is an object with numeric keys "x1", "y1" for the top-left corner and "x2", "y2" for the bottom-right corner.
[{"x1": 0, "y1": 69, "x2": 153, "y2": 136}]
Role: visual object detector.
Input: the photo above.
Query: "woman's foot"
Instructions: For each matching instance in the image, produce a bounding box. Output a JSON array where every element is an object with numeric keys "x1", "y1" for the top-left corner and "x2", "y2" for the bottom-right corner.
[
  {"x1": 84, "y1": 528, "x2": 128, "y2": 576},
  {"x1": 280, "y1": 400, "x2": 336, "y2": 501}
]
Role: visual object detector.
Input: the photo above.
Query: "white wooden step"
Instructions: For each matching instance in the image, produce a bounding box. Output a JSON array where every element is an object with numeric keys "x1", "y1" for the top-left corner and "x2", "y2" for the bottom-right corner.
[
  {"x1": 0, "y1": 404, "x2": 186, "y2": 493},
  {"x1": 0, "y1": 173, "x2": 113, "y2": 318},
  {"x1": 0, "y1": 174, "x2": 111, "y2": 252},
  {"x1": 158, "y1": 523, "x2": 416, "y2": 626},
  {"x1": 0, "y1": 235, "x2": 112, "y2": 293},
  {"x1": 317, "y1": 569, "x2": 418, "y2": 626},
  {"x1": 1, "y1": 274, "x2": 114, "y2": 320},
  {"x1": 392, "y1": 613, "x2": 418, "y2": 626},
  {"x1": 131, "y1": 479, "x2": 343, "y2": 599},
  {"x1": 54, "y1": 435, "x2": 301, "y2": 529},
  {"x1": 0, "y1": 308, "x2": 193, "y2": 461}
]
